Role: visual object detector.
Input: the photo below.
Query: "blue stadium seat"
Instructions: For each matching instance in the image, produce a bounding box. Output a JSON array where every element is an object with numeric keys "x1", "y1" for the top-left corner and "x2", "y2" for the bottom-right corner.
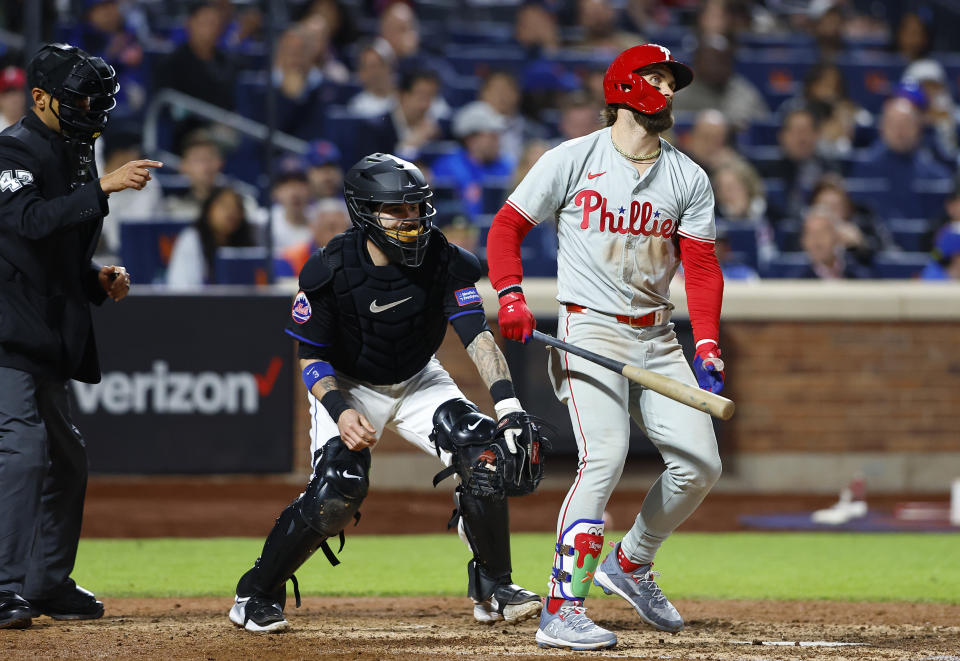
[
  {"x1": 834, "y1": 55, "x2": 906, "y2": 113},
  {"x1": 119, "y1": 220, "x2": 191, "y2": 285},
  {"x1": 740, "y1": 117, "x2": 783, "y2": 147},
  {"x1": 871, "y1": 252, "x2": 929, "y2": 279},
  {"x1": 214, "y1": 247, "x2": 271, "y2": 285},
  {"x1": 445, "y1": 47, "x2": 526, "y2": 77},
  {"x1": 888, "y1": 218, "x2": 934, "y2": 251},
  {"x1": 481, "y1": 176, "x2": 511, "y2": 215},
  {"x1": 763, "y1": 252, "x2": 810, "y2": 278},
  {"x1": 734, "y1": 50, "x2": 813, "y2": 109},
  {"x1": 773, "y1": 217, "x2": 801, "y2": 252},
  {"x1": 716, "y1": 221, "x2": 761, "y2": 270}
]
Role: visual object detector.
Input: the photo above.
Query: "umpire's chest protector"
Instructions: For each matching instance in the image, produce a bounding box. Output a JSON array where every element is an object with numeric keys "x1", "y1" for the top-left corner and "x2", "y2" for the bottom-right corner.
[{"x1": 328, "y1": 232, "x2": 450, "y2": 384}]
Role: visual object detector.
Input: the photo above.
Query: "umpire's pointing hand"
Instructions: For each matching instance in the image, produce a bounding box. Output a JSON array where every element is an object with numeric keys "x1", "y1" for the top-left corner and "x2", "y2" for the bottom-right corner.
[
  {"x1": 338, "y1": 409, "x2": 377, "y2": 450},
  {"x1": 99, "y1": 159, "x2": 163, "y2": 194}
]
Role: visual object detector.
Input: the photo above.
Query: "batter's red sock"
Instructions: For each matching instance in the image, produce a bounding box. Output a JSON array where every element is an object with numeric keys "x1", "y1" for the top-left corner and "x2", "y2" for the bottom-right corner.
[
  {"x1": 546, "y1": 597, "x2": 579, "y2": 614},
  {"x1": 617, "y1": 546, "x2": 647, "y2": 572}
]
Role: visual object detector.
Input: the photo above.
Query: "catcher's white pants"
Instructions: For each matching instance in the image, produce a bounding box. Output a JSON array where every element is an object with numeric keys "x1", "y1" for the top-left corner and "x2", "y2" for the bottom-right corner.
[
  {"x1": 307, "y1": 356, "x2": 462, "y2": 466},
  {"x1": 547, "y1": 305, "x2": 721, "y2": 596}
]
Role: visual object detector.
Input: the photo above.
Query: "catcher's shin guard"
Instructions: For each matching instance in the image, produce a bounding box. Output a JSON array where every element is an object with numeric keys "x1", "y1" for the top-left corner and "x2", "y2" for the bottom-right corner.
[
  {"x1": 458, "y1": 488, "x2": 513, "y2": 599},
  {"x1": 551, "y1": 519, "x2": 605, "y2": 600},
  {"x1": 237, "y1": 438, "x2": 370, "y2": 600}
]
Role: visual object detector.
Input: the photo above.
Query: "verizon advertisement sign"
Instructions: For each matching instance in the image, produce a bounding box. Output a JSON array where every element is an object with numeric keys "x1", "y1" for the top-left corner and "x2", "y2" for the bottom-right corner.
[{"x1": 73, "y1": 294, "x2": 293, "y2": 474}]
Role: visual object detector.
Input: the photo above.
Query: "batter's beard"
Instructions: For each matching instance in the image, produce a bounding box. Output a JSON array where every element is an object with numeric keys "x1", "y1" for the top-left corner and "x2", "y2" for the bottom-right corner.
[{"x1": 631, "y1": 107, "x2": 674, "y2": 134}]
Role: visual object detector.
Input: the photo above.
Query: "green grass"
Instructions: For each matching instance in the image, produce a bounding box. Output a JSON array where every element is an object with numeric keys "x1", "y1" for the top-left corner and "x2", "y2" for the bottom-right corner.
[{"x1": 74, "y1": 532, "x2": 960, "y2": 603}]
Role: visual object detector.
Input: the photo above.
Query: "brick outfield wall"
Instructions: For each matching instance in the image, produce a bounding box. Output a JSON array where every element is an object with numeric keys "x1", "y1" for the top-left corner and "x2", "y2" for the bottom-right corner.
[{"x1": 292, "y1": 321, "x2": 960, "y2": 473}]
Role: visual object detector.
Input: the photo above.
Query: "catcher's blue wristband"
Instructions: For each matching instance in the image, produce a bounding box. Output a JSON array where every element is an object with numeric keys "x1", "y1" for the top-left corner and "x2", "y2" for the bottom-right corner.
[{"x1": 302, "y1": 361, "x2": 335, "y2": 392}]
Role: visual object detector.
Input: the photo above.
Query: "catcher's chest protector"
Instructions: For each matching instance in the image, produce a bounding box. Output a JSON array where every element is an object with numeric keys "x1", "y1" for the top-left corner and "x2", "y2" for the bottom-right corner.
[{"x1": 327, "y1": 233, "x2": 450, "y2": 384}]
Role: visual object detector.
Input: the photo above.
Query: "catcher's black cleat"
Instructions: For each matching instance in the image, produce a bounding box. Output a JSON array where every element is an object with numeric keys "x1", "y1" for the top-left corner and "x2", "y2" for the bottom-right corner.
[
  {"x1": 229, "y1": 595, "x2": 289, "y2": 633},
  {"x1": 0, "y1": 592, "x2": 32, "y2": 629},
  {"x1": 28, "y1": 581, "x2": 103, "y2": 620}
]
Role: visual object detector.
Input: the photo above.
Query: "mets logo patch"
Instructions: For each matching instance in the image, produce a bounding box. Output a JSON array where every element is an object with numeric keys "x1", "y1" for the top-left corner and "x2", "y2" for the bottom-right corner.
[
  {"x1": 455, "y1": 287, "x2": 482, "y2": 306},
  {"x1": 291, "y1": 291, "x2": 312, "y2": 324}
]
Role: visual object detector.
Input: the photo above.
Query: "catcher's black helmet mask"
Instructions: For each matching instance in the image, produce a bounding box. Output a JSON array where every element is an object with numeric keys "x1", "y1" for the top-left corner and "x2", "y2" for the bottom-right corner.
[{"x1": 343, "y1": 153, "x2": 436, "y2": 267}]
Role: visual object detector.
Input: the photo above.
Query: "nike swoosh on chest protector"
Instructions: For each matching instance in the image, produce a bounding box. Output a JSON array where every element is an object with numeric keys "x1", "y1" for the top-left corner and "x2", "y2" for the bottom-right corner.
[{"x1": 369, "y1": 296, "x2": 413, "y2": 313}]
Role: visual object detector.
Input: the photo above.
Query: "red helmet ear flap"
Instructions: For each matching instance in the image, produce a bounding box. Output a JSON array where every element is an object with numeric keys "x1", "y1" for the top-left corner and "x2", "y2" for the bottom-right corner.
[
  {"x1": 603, "y1": 43, "x2": 692, "y2": 115},
  {"x1": 605, "y1": 71, "x2": 667, "y2": 114}
]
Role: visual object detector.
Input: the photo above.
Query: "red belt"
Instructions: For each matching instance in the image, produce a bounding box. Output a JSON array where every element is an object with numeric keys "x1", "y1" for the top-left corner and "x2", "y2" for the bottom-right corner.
[{"x1": 565, "y1": 304, "x2": 662, "y2": 328}]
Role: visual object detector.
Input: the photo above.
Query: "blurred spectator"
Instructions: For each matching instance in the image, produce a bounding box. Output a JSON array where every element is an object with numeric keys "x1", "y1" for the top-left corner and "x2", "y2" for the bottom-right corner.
[
  {"x1": 155, "y1": 2, "x2": 237, "y2": 143},
  {"x1": 304, "y1": 140, "x2": 344, "y2": 200},
  {"x1": 347, "y1": 40, "x2": 397, "y2": 119},
  {"x1": 557, "y1": 91, "x2": 601, "y2": 142},
  {"x1": 376, "y1": 1, "x2": 453, "y2": 85},
  {"x1": 278, "y1": 198, "x2": 351, "y2": 276},
  {"x1": 786, "y1": 205, "x2": 871, "y2": 279},
  {"x1": 715, "y1": 226, "x2": 759, "y2": 281},
  {"x1": 514, "y1": 2, "x2": 562, "y2": 56},
  {"x1": 164, "y1": 132, "x2": 224, "y2": 221},
  {"x1": 782, "y1": 62, "x2": 872, "y2": 160},
  {"x1": 298, "y1": 13, "x2": 351, "y2": 84},
  {"x1": 808, "y1": 175, "x2": 893, "y2": 265},
  {"x1": 520, "y1": 59, "x2": 582, "y2": 124},
  {"x1": 0, "y1": 66, "x2": 25, "y2": 132},
  {"x1": 809, "y1": 2, "x2": 846, "y2": 61},
  {"x1": 901, "y1": 59, "x2": 958, "y2": 164},
  {"x1": 680, "y1": 109, "x2": 738, "y2": 174},
  {"x1": 235, "y1": 26, "x2": 337, "y2": 140},
  {"x1": 213, "y1": 0, "x2": 263, "y2": 53},
  {"x1": 710, "y1": 157, "x2": 776, "y2": 264},
  {"x1": 758, "y1": 107, "x2": 839, "y2": 220},
  {"x1": 378, "y1": 1, "x2": 420, "y2": 60},
  {"x1": 479, "y1": 71, "x2": 546, "y2": 165},
  {"x1": 850, "y1": 97, "x2": 952, "y2": 217},
  {"x1": 270, "y1": 158, "x2": 315, "y2": 251},
  {"x1": 712, "y1": 157, "x2": 767, "y2": 223},
  {"x1": 894, "y1": 9, "x2": 933, "y2": 62},
  {"x1": 296, "y1": 0, "x2": 359, "y2": 56},
  {"x1": 271, "y1": 25, "x2": 344, "y2": 132},
  {"x1": 921, "y1": 230, "x2": 960, "y2": 280},
  {"x1": 357, "y1": 69, "x2": 442, "y2": 161},
  {"x1": 433, "y1": 102, "x2": 511, "y2": 221},
  {"x1": 71, "y1": 0, "x2": 146, "y2": 119},
  {"x1": 167, "y1": 187, "x2": 257, "y2": 287},
  {"x1": 510, "y1": 139, "x2": 550, "y2": 192},
  {"x1": 671, "y1": 35, "x2": 769, "y2": 129},
  {"x1": 571, "y1": 0, "x2": 640, "y2": 56},
  {"x1": 99, "y1": 132, "x2": 164, "y2": 255}
]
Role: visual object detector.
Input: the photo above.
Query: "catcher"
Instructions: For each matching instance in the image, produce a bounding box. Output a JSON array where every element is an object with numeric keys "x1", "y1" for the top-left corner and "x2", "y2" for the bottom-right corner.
[{"x1": 229, "y1": 153, "x2": 547, "y2": 632}]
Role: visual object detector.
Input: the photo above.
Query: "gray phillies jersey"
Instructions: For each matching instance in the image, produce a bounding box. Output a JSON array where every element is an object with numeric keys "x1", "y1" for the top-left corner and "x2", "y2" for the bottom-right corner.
[{"x1": 507, "y1": 127, "x2": 716, "y2": 317}]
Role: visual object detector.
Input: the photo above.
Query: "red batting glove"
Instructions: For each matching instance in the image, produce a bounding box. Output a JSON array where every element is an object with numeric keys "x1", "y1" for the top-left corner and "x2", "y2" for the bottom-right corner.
[{"x1": 498, "y1": 291, "x2": 535, "y2": 343}]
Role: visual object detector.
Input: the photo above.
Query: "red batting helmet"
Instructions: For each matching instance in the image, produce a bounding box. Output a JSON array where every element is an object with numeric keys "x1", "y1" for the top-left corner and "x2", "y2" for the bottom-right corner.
[{"x1": 603, "y1": 44, "x2": 693, "y2": 115}]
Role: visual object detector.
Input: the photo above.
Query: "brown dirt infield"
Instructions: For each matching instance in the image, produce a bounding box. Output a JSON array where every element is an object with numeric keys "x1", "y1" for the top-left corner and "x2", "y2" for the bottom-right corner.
[
  {"x1": 6, "y1": 480, "x2": 951, "y2": 660},
  {"x1": 5, "y1": 597, "x2": 958, "y2": 660}
]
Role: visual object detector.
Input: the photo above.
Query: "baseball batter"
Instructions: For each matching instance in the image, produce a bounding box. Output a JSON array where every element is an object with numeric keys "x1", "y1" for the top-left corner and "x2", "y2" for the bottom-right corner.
[{"x1": 487, "y1": 45, "x2": 726, "y2": 650}]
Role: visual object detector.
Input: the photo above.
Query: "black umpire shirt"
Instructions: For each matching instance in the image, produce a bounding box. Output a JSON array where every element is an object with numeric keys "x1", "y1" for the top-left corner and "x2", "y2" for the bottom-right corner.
[
  {"x1": 0, "y1": 111, "x2": 110, "y2": 383},
  {"x1": 285, "y1": 228, "x2": 490, "y2": 385}
]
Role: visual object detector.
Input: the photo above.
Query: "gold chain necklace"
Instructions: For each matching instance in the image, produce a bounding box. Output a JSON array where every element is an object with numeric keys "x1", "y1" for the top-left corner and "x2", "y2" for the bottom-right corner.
[{"x1": 611, "y1": 135, "x2": 661, "y2": 162}]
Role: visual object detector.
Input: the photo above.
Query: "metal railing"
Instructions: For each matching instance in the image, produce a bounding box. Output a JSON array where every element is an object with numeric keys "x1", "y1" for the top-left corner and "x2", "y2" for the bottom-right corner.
[{"x1": 142, "y1": 88, "x2": 309, "y2": 163}]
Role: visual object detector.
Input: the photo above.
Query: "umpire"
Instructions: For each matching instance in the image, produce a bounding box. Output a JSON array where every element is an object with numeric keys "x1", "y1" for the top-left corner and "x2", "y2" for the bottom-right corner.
[{"x1": 0, "y1": 44, "x2": 161, "y2": 629}]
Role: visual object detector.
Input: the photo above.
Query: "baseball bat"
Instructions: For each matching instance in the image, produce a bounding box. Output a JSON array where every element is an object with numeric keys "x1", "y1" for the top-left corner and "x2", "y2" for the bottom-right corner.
[{"x1": 531, "y1": 330, "x2": 735, "y2": 421}]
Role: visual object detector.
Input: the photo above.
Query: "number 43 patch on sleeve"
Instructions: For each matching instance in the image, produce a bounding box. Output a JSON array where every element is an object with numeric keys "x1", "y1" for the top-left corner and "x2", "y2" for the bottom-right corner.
[{"x1": 0, "y1": 170, "x2": 34, "y2": 193}]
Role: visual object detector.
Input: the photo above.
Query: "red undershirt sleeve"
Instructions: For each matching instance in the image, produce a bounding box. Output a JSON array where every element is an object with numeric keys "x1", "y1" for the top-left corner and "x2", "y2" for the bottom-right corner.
[
  {"x1": 679, "y1": 235, "x2": 723, "y2": 345},
  {"x1": 486, "y1": 202, "x2": 536, "y2": 293}
]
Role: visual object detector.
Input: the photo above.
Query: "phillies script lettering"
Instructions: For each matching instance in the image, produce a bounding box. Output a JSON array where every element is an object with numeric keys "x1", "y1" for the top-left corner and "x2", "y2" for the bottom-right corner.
[{"x1": 575, "y1": 190, "x2": 676, "y2": 238}]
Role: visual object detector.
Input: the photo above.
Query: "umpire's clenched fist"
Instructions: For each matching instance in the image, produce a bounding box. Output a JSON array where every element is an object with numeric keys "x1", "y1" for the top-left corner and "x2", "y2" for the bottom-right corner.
[{"x1": 99, "y1": 159, "x2": 163, "y2": 194}]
